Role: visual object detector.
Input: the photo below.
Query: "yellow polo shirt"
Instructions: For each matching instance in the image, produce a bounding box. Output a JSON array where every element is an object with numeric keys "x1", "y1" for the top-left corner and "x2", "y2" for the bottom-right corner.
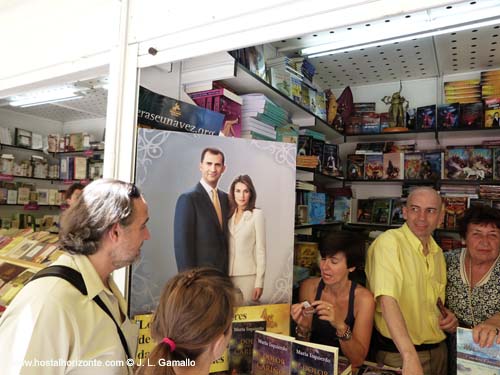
[{"x1": 365, "y1": 223, "x2": 446, "y2": 344}]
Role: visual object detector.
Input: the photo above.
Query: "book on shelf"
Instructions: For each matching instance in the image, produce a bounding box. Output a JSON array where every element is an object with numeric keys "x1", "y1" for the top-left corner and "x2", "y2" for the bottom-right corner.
[
  {"x1": 484, "y1": 97, "x2": 500, "y2": 128},
  {"x1": 305, "y1": 192, "x2": 326, "y2": 225},
  {"x1": 494, "y1": 148, "x2": 500, "y2": 180},
  {"x1": 468, "y1": 147, "x2": 493, "y2": 180},
  {"x1": 437, "y1": 103, "x2": 460, "y2": 129},
  {"x1": 17, "y1": 187, "x2": 30, "y2": 205},
  {"x1": 459, "y1": 102, "x2": 483, "y2": 128},
  {"x1": 356, "y1": 199, "x2": 374, "y2": 223},
  {"x1": 443, "y1": 196, "x2": 468, "y2": 229},
  {"x1": 364, "y1": 154, "x2": 384, "y2": 180},
  {"x1": 241, "y1": 117, "x2": 276, "y2": 139},
  {"x1": 322, "y1": 143, "x2": 340, "y2": 176},
  {"x1": 251, "y1": 330, "x2": 343, "y2": 375},
  {"x1": 371, "y1": 199, "x2": 392, "y2": 225},
  {"x1": 390, "y1": 198, "x2": 406, "y2": 226},
  {"x1": 404, "y1": 152, "x2": 423, "y2": 180},
  {"x1": 355, "y1": 142, "x2": 385, "y2": 154},
  {"x1": 333, "y1": 196, "x2": 351, "y2": 223},
  {"x1": 189, "y1": 87, "x2": 243, "y2": 138},
  {"x1": 310, "y1": 139, "x2": 324, "y2": 173},
  {"x1": 456, "y1": 327, "x2": 500, "y2": 373},
  {"x1": 383, "y1": 152, "x2": 403, "y2": 180},
  {"x1": 346, "y1": 154, "x2": 365, "y2": 180},
  {"x1": 0, "y1": 127, "x2": 13, "y2": 145},
  {"x1": 296, "y1": 181, "x2": 316, "y2": 192},
  {"x1": 14, "y1": 128, "x2": 32, "y2": 148},
  {"x1": 445, "y1": 147, "x2": 469, "y2": 180},
  {"x1": 297, "y1": 135, "x2": 312, "y2": 156},
  {"x1": 294, "y1": 241, "x2": 319, "y2": 275},
  {"x1": 416, "y1": 105, "x2": 436, "y2": 130},
  {"x1": 421, "y1": 151, "x2": 443, "y2": 180}
]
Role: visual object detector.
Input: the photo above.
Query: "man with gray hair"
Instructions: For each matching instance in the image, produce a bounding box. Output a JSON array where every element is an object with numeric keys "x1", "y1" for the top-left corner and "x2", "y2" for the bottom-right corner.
[
  {"x1": 0, "y1": 179, "x2": 150, "y2": 374},
  {"x1": 365, "y1": 187, "x2": 458, "y2": 375}
]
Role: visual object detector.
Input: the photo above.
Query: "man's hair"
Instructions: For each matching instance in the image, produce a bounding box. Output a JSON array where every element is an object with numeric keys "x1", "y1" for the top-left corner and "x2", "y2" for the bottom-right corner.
[
  {"x1": 228, "y1": 174, "x2": 257, "y2": 216},
  {"x1": 64, "y1": 182, "x2": 85, "y2": 200},
  {"x1": 200, "y1": 147, "x2": 225, "y2": 165},
  {"x1": 137, "y1": 268, "x2": 237, "y2": 375},
  {"x1": 319, "y1": 231, "x2": 366, "y2": 269},
  {"x1": 458, "y1": 204, "x2": 500, "y2": 238},
  {"x1": 59, "y1": 179, "x2": 141, "y2": 255}
]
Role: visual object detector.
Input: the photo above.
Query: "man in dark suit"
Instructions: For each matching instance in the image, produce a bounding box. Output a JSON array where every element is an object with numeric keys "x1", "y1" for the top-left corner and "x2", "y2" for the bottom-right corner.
[{"x1": 174, "y1": 147, "x2": 229, "y2": 273}]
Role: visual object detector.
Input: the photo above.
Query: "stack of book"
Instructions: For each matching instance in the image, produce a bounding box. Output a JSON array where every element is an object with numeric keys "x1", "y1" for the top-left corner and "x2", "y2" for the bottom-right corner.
[
  {"x1": 188, "y1": 85, "x2": 243, "y2": 138},
  {"x1": 481, "y1": 69, "x2": 500, "y2": 99},
  {"x1": 0, "y1": 228, "x2": 62, "y2": 315},
  {"x1": 266, "y1": 56, "x2": 303, "y2": 104},
  {"x1": 444, "y1": 79, "x2": 481, "y2": 104},
  {"x1": 240, "y1": 94, "x2": 290, "y2": 141}
]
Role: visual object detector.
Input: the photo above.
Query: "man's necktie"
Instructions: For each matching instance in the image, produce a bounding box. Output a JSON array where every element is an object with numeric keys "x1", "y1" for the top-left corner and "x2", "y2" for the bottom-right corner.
[{"x1": 212, "y1": 189, "x2": 223, "y2": 228}]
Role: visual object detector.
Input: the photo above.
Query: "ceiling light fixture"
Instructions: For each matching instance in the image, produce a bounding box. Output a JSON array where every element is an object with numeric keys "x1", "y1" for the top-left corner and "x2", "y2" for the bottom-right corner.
[
  {"x1": 303, "y1": 18, "x2": 500, "y2": 58},
  {"x1": 300, "y1": 0, "x2": 500, "y2": 59},
  {"x1": 8, "y1": 88, "x2": 83, "y2": 108}
]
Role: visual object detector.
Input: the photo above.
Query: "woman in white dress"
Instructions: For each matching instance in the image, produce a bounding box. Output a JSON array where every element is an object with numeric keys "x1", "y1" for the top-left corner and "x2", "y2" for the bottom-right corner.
[{"x1": 228, "y1": 175, "x2": 266, "y2": 304}]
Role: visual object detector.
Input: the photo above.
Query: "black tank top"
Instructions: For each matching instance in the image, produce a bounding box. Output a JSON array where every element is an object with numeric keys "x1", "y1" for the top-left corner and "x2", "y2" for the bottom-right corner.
[{"x1": 310, "y1": 279, "x2": 357, "y2": 351}]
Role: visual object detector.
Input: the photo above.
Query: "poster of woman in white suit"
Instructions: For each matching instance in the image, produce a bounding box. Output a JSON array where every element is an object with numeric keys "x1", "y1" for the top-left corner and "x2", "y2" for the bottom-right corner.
[{"x1": 228, "y1": 174, "x2": 266, "y2": 305}]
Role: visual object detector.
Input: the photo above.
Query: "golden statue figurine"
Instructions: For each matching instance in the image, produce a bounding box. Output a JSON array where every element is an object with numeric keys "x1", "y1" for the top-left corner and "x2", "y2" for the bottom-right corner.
[{"x1": 381, "y1": 81, "x2": 409, "y2": 130}]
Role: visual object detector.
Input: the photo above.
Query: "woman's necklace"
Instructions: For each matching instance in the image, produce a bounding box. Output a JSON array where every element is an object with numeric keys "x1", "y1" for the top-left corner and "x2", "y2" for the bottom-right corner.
[{"x1": 467, "y1": 256, "x2": 477, "y2": 327}]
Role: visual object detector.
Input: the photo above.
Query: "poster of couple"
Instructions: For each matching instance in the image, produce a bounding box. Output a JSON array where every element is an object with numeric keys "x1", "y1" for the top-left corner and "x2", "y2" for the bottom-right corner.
[{"x1": 130, "y1": 128, "x2": 296, "y2": 315}]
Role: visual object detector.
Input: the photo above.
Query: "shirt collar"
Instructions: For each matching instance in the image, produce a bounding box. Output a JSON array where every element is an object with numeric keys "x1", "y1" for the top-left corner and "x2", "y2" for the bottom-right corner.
[
  {"x1": 401, "y1": 223, "x2": 440, "y2": 255},
  {"x1": 71, "y1": 254, "x2": 110, "y2": 299},
  {"x1": 200, "y1": 179, "x2": 217, "y2": 195}
]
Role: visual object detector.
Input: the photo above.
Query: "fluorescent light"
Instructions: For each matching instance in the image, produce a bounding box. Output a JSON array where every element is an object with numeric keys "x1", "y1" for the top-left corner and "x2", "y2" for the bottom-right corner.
[
  {"x1": 15, "y1": 95, "x2": 84, "y2": 108},
  {"x1": 8, "y1": 87, "x2": 82, "y2": 107},
  {"x1": 304, "y1": 18, "x2": 500, "y2": 58}
]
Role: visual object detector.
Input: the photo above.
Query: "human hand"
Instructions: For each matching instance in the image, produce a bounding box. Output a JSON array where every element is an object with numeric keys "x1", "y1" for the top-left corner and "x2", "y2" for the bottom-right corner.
[
  {"x1": 290, "y1": 302, "x2": 312, "y2": 328},
  {"x1": 311, "y1": 300, "x2": 342, "y2": 329},
  {"x1": 252, "y1": 287, "x2": 263, "y2": 301},
  {"x1": 438, "y1": 307, "x2": 458, "y2": 333},
  {"x1": 402, "y1": 354, "x2": 424, "y2": 375},
  {"x1": 473, "y1": 323, "x2": 500, "y2": 348}
]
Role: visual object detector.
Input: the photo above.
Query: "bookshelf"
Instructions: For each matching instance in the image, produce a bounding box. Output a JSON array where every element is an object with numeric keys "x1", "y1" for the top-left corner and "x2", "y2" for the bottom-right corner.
[{"x1": 220, "y1": 63, "x2": 344, "y2": 144}]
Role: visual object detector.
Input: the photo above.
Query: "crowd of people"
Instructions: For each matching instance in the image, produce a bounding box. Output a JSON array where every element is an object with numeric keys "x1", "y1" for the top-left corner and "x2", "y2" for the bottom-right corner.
[{"x1": 0, "y1": 177, "x2": 498, "y2": 375}]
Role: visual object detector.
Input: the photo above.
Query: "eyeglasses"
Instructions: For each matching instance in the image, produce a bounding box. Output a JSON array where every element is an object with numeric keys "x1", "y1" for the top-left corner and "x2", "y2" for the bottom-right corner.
[{"x1": 128, "y1": 183, "x2": 140, "y2": 198}]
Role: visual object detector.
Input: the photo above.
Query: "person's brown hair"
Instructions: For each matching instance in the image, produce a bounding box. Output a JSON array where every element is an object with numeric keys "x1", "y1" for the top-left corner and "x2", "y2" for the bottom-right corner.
[
  {"x1": 200, "y1": 147, "x2": 225, "y2": 165},
  {"x1": 228, "y1": 175, "x2": 257, "y2": 217},
  {"x1": 137, "y1": 268, "x2": 237, "y2": 375},
  {"x1": 458, "y1": 204, "x2": 500, "y2": 238},
  {"x1": 59, "y1": 179, "x2": 141, "y2": 255},
  {"x1": 64, "y1": 182, "x2": 85, "y2": 200}
]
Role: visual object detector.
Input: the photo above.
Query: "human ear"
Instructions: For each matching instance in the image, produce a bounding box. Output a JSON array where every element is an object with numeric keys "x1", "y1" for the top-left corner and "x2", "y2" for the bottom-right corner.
[{"x1": 210, "y1": 332, "x2": 230, "y2": 361}]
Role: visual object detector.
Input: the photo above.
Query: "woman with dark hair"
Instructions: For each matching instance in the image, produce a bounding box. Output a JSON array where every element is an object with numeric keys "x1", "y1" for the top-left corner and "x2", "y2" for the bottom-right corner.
[
  {"x1": 291, "y1": 231, "x2": 375, "y2": 368},
  {"x1": 136, "y1": 268, "x2": 238, "y2": 375},
  {"x1": 228, "y1": 175, "x2": 266, "y2": 304},
  {"x1": 445, "y1": 205, "x2": 500, "y2": 373}
]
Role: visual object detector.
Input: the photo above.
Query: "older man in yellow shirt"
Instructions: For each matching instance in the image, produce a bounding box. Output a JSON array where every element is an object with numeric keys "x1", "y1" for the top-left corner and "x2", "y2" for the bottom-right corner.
[{"x1": 366, "y1": 187, "x2": 458, "y2": 375}]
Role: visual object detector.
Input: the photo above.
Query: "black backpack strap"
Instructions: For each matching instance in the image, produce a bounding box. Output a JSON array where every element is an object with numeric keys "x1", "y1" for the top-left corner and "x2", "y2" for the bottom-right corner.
[
  {"x1": 30, "y1": 265, "x2": 132, "y2": 360},
  {"x1": 30, "y1": 265, "x2": 87, "y2": 295},
  {"x1": 92, "y1": 295, "x2": 132, "y2": 359}
]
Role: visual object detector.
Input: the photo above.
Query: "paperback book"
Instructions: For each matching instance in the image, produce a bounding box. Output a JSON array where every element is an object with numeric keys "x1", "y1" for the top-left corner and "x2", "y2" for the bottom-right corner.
[
  {"x1": 416, "y1": 105, "x2": 436, "y2": 130},
  {"x1": 456, "y1": 327, "x2": 500, "y2": 373},
  {"x1": 251, "y1": 331, "x2": 342, "y2": 375}
]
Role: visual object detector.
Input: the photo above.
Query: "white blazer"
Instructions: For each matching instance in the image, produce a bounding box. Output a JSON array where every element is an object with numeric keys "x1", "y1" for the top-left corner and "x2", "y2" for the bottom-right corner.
[{"x1": 228, "y1": 208, "x2": 266, "y2": 288}]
